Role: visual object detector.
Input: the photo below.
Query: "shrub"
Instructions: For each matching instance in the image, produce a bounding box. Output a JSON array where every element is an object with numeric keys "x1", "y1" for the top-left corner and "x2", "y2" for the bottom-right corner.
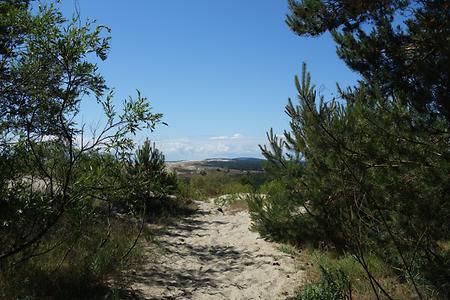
[
  {"x1": 0, "y1": 217, "x2": 144, "y2": 299},
  {"x1": 292, "y1": 266, "x2": 351, "y2": 300},
  {"x1": 179, "y1": 173, "x2": 256, "y2": 200},
  {"x1": 125, "y1": 139, "x2": 180, "y2": 217}
]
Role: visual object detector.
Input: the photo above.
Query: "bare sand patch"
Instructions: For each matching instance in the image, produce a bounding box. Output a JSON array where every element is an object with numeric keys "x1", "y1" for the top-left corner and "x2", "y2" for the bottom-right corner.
[{"x1": 125, "y1": 200, "x2": 305, "y2": 299}]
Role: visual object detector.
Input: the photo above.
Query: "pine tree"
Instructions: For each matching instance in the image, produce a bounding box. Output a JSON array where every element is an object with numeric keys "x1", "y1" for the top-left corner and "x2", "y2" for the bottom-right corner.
[
  {"x1": 255, "y1": 63, "x2": 450, "y2": 298},
  {"x1": 287, "y1": 0, "x2": 450, "y2": 119}
]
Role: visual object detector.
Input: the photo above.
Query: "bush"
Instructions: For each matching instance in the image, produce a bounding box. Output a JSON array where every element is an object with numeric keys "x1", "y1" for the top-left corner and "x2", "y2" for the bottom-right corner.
[
  {"x1": 0, "y1": 217, "x2": 144, "y2": 299},
  {"x1": 179, "y1": 173, "x2": 256, "y2": 200}
]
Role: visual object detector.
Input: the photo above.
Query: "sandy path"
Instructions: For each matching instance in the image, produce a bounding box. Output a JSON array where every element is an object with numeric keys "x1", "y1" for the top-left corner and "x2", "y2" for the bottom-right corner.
[{"x1": 128, "y1": 200, "x2": 305, "y2": 300}]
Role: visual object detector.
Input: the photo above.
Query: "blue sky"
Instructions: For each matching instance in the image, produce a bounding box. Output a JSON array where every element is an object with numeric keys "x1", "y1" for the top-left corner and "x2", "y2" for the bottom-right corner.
[{"x1": 58, "y1": 0, "x2": 359, "y2": 161}]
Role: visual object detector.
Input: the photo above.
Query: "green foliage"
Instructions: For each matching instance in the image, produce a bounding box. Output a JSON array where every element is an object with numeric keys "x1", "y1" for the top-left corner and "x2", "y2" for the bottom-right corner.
[
  {"x1": 311, "y1": 251, "x2": 390, "y2": 284},
  {"x1": 280, "y1": 2, "x2": 450, "y2": 297},
  {"x1": 0, "y1": 218, "x2": 144, "y2": 299},
  {"x1": 248, "y1": 179, "x2": 322, "y2": 244},
  {"x1": 178, "y1": 173, "x2": 265, "y2": 200},
  {"x1": 125, "y1": 139, "x2": 180, "y2": 218},
  {"x1": 277, "y1": 244, "x2": 298, "y2": 256},
  {"x1": 253, "y1": 64, "x2": 450, "y2": 297},
  {"x1": 292, "y1": 266, "x2": 350, "y2": 300},
  {"x1": 305, "y1": 250, "x2": 422, "y2": 298},
  {"x1": 134, "y1": 139, "x2": 177, "y2": 193},
  {"x1": 0, "y1": 1, "x2": 170, "y2": 297},
  {"x1": 287, "y1": 0, "x2": 450, "y2": 120}
]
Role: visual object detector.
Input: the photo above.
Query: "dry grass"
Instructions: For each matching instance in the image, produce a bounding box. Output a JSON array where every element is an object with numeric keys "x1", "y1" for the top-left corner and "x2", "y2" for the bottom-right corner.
[
  {"x1": 0, "y1": 217, "x2": 146, "y2": 299},
  {"x1": 289, "y1": 246, "x2": 433, "y2": 299},
  {"x1": 227, "y1": 199, "x2": 249, "y2": 214}
]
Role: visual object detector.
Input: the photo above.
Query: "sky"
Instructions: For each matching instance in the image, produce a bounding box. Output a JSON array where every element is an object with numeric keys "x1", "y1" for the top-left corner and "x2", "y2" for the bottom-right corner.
[{"x1": 57, "y1": 0, "x2": 359, "y2": 161}]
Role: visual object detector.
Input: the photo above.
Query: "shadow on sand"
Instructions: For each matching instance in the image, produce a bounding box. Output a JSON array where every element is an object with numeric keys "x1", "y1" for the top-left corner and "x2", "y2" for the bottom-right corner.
[{"x1": 111, "y1": 208, "x2": 264, "y2": 300}]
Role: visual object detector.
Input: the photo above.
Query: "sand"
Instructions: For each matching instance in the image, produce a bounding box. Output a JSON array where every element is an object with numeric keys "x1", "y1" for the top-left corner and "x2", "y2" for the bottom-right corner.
[{"x1": 126, "y1": 200, "x2": 305, "y2": 300}]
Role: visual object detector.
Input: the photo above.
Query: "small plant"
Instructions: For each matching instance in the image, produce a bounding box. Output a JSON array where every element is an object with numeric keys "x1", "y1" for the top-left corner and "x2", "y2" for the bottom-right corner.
[
  {"x1": 292, "y1": 266, "x2": 351, "y2": 300},
  {"x1": 277, "y1": 244, "x2": 298, "y2": 256}
]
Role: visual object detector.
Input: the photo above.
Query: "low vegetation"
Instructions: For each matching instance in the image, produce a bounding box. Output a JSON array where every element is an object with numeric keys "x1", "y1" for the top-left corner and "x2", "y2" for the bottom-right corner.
[
  {"x1": 0, "y1": 218, "x2": 145, "y2": 299},
  {"x1": 178, "y1": 172, "x2": 271, "y2": 201}
]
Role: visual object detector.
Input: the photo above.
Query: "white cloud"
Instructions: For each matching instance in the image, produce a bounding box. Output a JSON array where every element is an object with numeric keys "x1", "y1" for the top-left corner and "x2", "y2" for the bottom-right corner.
[
  {"x1": 154, "y1": 134, "x2": 264, "y2": 161},
  {"x1": 209, "y1": 133, "x2": 244, "y2": 140}
]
